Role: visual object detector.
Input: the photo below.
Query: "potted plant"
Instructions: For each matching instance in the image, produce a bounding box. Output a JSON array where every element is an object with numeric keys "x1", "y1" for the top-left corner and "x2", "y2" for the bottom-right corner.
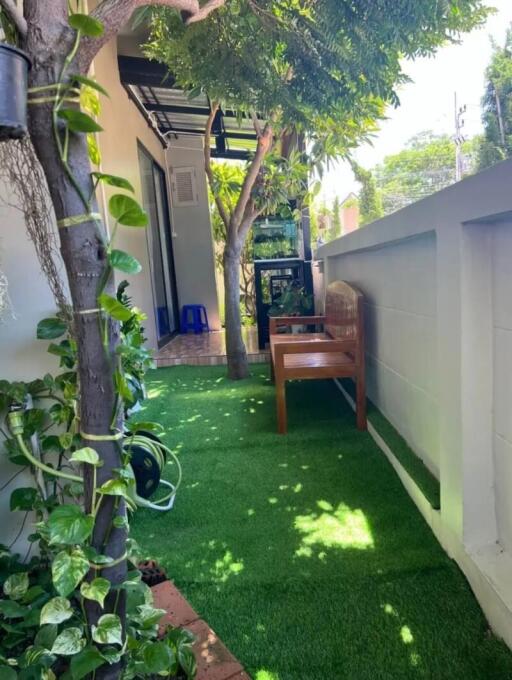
[
  {"x1": 268, "y1": 279, "x2": 313, "y2": 333},
  {"x1": 0, "y1": 13, "x2": 30, "y2": 140}
]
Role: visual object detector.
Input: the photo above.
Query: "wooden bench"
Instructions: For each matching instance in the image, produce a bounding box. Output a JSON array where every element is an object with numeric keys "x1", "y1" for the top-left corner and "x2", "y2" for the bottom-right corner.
[{"x1": 269, "y1": 280, "x2": 366, "y2": 434}]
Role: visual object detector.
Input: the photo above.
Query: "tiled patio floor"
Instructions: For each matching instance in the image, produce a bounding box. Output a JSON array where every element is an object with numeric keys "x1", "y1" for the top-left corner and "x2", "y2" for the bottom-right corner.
[{"x1": 155, "y1": 327, "x2": 269, "y2": 367}]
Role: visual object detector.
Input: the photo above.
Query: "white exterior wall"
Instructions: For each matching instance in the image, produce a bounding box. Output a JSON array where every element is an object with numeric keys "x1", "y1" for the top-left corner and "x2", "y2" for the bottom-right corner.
[
  {"x1": 0, "y1": 204, "x2": 62, "y2": 381},
  {"x1": 166, "y1": 136, "x2": 220, "y2": 330},
  {"x1": 492, "y1": 221, "x2": 512, "y2": 555},
  {"x1": 317, "y1": 158, "x2": 512, "y2": 649},
  {"x1": 328, "y1": 233, "x2": 439, "y2": 476},
  {"x1": 94, "y1": 37, "x2": 169, "y2": 349},
  {"x1": 0, "y1": 202, "x2": 61, "y2": 550}
]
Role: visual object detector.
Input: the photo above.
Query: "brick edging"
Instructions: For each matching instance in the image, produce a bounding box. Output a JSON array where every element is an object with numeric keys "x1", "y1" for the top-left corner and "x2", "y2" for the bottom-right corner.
[{"x1": 151, "y1": 580, "x2": 250, "y2": 680}]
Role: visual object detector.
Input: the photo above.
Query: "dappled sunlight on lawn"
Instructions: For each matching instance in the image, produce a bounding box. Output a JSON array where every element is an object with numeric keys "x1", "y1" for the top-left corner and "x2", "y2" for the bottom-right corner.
[
  {"x1": 255, "y1": 671, "x2": 280, "y2": 680},
  {"x1": 294, "y1": 499, "x2": 374, "y2": 555},
  {"x1": 131, "y1": 366, "x2": 512, "y2": 680},
  {"x1": 147, "y1": 384, "x2": 166, "y2": 399},
  {"x1": 381, "y1": 602, "x2": 423, "y2": 669},
  {"x1": 211, "y1": 548, "x2": 244, "y2": 584}
]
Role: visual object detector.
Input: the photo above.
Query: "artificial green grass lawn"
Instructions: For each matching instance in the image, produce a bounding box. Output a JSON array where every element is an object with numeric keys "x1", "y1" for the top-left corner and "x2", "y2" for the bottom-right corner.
[
  {"x1": 131, "y1": 365, "x2": 512, "y2": 680},
  {"x1": 338, "y1": 379, "x2": 441, "y2": 509}
]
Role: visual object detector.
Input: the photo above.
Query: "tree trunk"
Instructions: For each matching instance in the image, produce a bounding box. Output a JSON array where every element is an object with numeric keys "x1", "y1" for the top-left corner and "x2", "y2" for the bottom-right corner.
[
  {"x1": 223, "y1": 243, "x2": 249, "y2": 379},
  {"x1": 24, "y1": 5, "x2": 126, "y2": 678}
]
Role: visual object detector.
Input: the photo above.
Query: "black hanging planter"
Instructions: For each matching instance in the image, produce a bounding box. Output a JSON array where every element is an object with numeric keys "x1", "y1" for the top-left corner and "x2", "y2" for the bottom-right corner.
[{"x1": 0, "y1": 43, "x2": 30, "y2": 141}]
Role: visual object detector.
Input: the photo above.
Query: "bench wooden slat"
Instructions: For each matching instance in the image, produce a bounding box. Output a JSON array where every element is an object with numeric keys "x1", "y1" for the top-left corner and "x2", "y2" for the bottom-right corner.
[
  {"x1": 269, "y1": 280, "x2": 366, "y2": 434},
  {"x1": 269, "y1": 316, "x2": 326, "y2": 334}
]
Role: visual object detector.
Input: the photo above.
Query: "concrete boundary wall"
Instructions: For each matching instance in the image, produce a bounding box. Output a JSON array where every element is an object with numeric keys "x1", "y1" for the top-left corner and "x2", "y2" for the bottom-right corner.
[{"x1": 317, "y1": 158, "x2": 512, "y2": 649}]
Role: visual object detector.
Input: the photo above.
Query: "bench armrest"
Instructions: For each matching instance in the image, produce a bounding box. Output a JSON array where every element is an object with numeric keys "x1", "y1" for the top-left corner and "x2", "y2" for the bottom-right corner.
[{"x1": 269, "y1": 315, "x2": 325, "y2": 334}]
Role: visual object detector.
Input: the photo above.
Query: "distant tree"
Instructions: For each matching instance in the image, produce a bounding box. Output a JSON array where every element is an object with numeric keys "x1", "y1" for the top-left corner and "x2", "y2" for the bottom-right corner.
[
  {"x1": 374, "y1": 132, "x2": 477, "y2": 214},
  {"x1": 478, "y1": 27, "x2": 512, "y2": 170},
  {"x1": 309, "y1": 207, "x2": 319, "y2": 245},
  {"x1": 330, "y1": 196, "x2": 342, "y2": 240},
  {"x1": 350, "y1": 161, "x2": 383, "y2": 225},
  {"x1": 208, "y1": 162, "x2": 255, "y2": 322}
]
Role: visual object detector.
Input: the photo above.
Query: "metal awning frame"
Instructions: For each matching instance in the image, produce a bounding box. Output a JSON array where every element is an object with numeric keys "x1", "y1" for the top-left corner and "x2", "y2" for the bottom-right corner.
[{"x1": 118, "y1": 55, "x2": 259, "y2": 160}]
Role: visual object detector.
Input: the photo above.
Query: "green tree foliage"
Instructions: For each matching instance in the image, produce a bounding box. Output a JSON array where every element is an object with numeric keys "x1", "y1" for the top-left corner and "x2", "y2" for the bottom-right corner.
[
  {"x1": 330, "y1": 196, "x2": 342, "y2": 240},
  {"x1": 145, "y1": 0, "x2": 490, "y2": 378},
  {"x1": 350, "y1": 161, "x2": 384, "y2": 225},
  {"x1": 208, "y1": 161, "x2": 256, "y2": 322},
  {"x1": 374, "y1": 132, "x2": 478, "y2": 214},
  {"x1": 478, "y1": 27, "x2": 512, "y2": 170}
]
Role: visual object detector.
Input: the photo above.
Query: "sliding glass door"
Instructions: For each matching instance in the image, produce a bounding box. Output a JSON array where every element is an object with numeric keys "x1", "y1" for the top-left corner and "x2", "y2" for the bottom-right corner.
[{"x1": 138, "y1": 144, "x2": 179, "y2": 345}]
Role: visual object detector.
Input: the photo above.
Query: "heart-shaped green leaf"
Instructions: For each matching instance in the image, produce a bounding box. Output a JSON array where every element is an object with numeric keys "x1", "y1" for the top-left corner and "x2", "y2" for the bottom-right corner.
[
  {"x1": 59, "y1": 432, "x2": 74, "y2": 450},
  {"x1": 91, "y1": 172, "x2": 133, "y2": 192},
  {"x1": 80, "y1": 578, "x2": 110, "y2": 608},
  {"x1": 22, "y1": 585, "x2": 45, "y2": 604},
  {"x1": 72, "y1": 75, "x2": 109, "y2": 97},
  {"x1": 52, "y1": 548, "x2": 89, "y2": 597},
  {"x1": 48, "y1": 505, "x2": 94, "y2": 545},
  {"x1": 91, "y1": 614, "x2": 123, "y2": 646},
  {"x1": 88, "y1": 133, "x2": 101, "y2": 165},
  {"x1": 144, "y1": 642, "x2": 173, "y2": 674},
  {"x1": 114, "y1": 370, "x2": 133, "y2": 403},
  {"x1": 68, "y1": 13, "x2": 104, "y2": 37},
  {"x1": 100, "y1": 647, "x2": 121, "y2": 665},
  {"x1": 69, "y1": 447, "x2": 100, "y2": 466},
  {"x1": 51, "y1": 627, "x2": 86, "y2": 656},
  {"x1": 98, "y1": 293, "x2": 133, "y2": 322},
  {"x1": 10, "y1": 487, "x2": 38, "y2": 511},
  {"x1": 37, "y1": 317, "x2": 67, "y2": 340},
  {"x1": 4, "y1": 572, "x2": 29, "y2": 600},
  {"x1": 135, "y1": 604, "x2": 166, "y2": 628},
  {"x1": 71, "y1": 645, "x2": 105, "y2": 680},
  {"x1": 109, "y1": 194, "x2": 148, "y2": 227},
  {"x1": 0, "y1": 599, "x2": 28, "y2": 618},
  {"x1": 109, "y1": 249, "x2": 142, "y2": 274},
  {"x1": 126, "y1": 421, "x2": 163, "y2": 434},
  {"x1": 40, "y1": 597, "x2": 73, "y2": 625},
  {"x1": 35, "y1": 624, "x2": 58, "y2": 649},
  {"x1": 22, "y1": 645, "x2": 54, "y2": 668},
  {"x1": 58, "y1": 108, "x2": 103, "y2": 133},
  {"x1": 98, "y1": 478, "x2": 133, "y2": 500}
]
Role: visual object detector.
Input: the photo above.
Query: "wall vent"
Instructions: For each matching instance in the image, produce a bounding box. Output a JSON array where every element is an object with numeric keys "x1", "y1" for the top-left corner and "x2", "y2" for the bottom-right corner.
[{"x1": 170, "y1": 166, "x2": 199, "y2": 207}]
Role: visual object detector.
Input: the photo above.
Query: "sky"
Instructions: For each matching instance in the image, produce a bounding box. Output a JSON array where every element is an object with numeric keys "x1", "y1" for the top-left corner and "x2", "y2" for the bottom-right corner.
[{"x1": 320, "y1": 0, "x2": 512, "y2": 203}]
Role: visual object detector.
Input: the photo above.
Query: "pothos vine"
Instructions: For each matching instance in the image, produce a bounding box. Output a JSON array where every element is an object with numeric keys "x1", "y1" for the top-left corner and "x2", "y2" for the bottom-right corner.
[{"x1": 0, "y1": 6, "x2": 194, "y2": 679}]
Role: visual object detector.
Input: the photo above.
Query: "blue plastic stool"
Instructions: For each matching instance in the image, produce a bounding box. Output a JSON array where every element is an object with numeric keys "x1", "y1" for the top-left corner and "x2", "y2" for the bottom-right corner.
[{"x1": 180, "y1": 305, "x2": 209, "y2": 334}]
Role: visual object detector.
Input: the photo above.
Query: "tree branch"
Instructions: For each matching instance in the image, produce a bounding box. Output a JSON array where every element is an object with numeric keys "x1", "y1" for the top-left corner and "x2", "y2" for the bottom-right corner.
[
  {"x1": 238, "y1": 200, "x2": 264, "y2": 243},
  {"x1": 0, "y1": 0, "x2": 27, "y2": 38},
  {"x1": 78, "y1": 0, "x2": 226, "y2": 71},
  {"x1": 250, "y1": 111, "x2": 262, "y2": 137},
  {"x1": 185, "y1": 0, "x2": 226, "y2": 24},
  {"x1": 204, "y1": 102, "x2": 231, "y2": 231},
  {"x1": 232, "y1": 122, "x2": 273, "y2": 233}
]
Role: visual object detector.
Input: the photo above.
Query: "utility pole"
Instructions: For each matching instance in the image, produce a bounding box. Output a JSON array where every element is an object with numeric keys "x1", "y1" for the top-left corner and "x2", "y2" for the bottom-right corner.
[{"x1": 454, "y1": 92, "x2": 466, "y2": 181}]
